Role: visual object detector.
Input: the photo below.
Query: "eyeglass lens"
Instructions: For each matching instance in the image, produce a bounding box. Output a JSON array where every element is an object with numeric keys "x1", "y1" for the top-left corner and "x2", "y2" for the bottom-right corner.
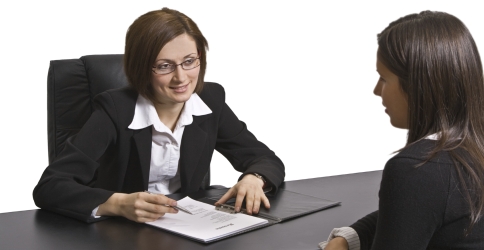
[{"x1": 153, "y1": 58, "x2": 200, "y2": 74}]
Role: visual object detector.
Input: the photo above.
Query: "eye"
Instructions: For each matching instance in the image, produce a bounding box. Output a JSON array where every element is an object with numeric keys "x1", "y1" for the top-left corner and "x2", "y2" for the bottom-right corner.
[
  {"x1": 182, "y1": 58, "x2": 195, "y2": 66},
  {"x1": 156, "y1": 63, "x2": 172, "y2": 70}
]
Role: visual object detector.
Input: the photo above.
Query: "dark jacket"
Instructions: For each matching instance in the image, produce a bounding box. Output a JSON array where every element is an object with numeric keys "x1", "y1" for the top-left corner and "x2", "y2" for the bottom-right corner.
[
  {"x1": 33, "y1": 82, "x2": 285, "y2": 222},
  {"x1": 351, "y1": 139, "x2": 484, "y2": 249}
]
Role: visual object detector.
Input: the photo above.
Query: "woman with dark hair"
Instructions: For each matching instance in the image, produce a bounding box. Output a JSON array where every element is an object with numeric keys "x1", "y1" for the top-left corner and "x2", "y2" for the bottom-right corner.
[
  {"x1": 33, "y1": 8, "x2": 285, "y2": 223},
  {"x1": 321, "y1": 11, "x2": 484, "y2": 249}
]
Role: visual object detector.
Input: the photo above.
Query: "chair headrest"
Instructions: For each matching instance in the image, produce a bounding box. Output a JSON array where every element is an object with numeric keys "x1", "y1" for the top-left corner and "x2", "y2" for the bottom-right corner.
[{"x1": 47, "y1": 54, "x2": 129, "y2": 162}]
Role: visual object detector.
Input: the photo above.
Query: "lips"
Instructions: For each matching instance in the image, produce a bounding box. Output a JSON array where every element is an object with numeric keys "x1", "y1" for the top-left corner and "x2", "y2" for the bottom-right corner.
[{"x1": 170, "y1": 83, "x2": 189, "y2": 93}]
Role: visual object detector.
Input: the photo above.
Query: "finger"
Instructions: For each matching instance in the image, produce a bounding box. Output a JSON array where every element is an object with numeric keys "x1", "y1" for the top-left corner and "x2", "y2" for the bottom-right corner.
[
  {"x1": 252, "y1": 193, "x2": 261, "y2": 214},
  {"x1": 134, "y1": 210, "x2": 167, "y2": 223},
  {"x1": 234, "y1": 189, "x2": 247, "y2": 213},
  {"x1": 261, "y1": 192, "x2": 270, "y2": 209},
  {"x1": 131, "y1": 205, "x2": 165, "y2": 221},
  {"x1": 144, "y1": 193, "x2": 177, "y2": 207},
  {"x1": 147, "y1": 204, "x2": 179, "y2": 215},
  {"x1": 135, "y1": 196, "x2": 178, "y2": 215},
  {"x1": 241, "y1": 189, "x2": 254, "y2": 214},
  {"x1": 135, "y1": 202, "x2": 180, "y2": 221},
  {"x1": 215, "y1": 188, "x2": 236, "y2": 206},
  {"x1": 137, "y1": 217, "x2": 159, "y2": 223}
]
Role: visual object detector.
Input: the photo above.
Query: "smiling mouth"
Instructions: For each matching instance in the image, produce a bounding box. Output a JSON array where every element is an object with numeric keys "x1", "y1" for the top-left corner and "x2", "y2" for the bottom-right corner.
[{"x1": 170, "y1": 82, "x2": 189, "y2": 93}]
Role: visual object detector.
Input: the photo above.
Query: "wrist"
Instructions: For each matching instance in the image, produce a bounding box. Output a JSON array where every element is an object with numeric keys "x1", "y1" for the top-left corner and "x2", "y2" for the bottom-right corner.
[
  {"x1": 98, "y1": 193, "x2": 123, "y2": 216},
  {"x1": 250, "y1": 173, "x2": 266, "y2": 188},
  {"x1": 332, "y1": 237, "x2": 349, "y2": 248},
  {"x1": 323, "y1": 227, "x2": 359, "y2": 250}
]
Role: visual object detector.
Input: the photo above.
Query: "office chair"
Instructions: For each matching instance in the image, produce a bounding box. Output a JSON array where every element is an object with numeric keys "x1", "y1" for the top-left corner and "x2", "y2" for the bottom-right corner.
[{"x1": 47, "y1": 54, "x2": 214, "y2": 190}]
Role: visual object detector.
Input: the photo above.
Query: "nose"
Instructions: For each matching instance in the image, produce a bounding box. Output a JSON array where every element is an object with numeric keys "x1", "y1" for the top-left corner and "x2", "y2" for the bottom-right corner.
[
  {"x1": 374, "y1": 79, "x2": 382, "y2": 96},
  {"x1": 172, "y1": 65, "x2": 187, "y2": 83}
]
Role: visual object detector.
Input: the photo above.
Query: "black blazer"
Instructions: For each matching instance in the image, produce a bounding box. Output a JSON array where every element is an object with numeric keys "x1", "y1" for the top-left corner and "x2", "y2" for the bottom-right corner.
[{"x1": 33, "y1": 82, "x2": 285, "y2": 222}]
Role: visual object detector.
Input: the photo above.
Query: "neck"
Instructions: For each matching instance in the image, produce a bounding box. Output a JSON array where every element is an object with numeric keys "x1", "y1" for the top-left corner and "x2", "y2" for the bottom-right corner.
[{"x1": 154, "y1": 102, "x2": 185, "y2": 132}]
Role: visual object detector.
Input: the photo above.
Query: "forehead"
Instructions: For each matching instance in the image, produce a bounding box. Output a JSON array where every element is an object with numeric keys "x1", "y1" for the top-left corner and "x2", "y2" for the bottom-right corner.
[
  {"x1": 156, "y1": 33, "x2": 198, "y2": 61},
  {"x1": 376, "y1": 57, "x2": 390, "y2": 74}
]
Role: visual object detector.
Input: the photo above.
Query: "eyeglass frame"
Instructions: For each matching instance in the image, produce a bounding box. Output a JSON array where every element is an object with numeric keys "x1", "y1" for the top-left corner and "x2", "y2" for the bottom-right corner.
[{"x1": 151, "y1": 57, "x2": 201, "y2": 75}]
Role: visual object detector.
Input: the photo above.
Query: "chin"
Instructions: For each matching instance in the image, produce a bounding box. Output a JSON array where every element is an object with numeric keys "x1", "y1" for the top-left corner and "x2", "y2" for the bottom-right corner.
[
  {"x1": 175, "y1": 97, "x2": 191, "y2": 103},
  {"x1": 174, "y1": 92, "x2": 194, "y2": 103},
  {"x1": 390, "y1": 120, "x2": 408, "y2": 129}
]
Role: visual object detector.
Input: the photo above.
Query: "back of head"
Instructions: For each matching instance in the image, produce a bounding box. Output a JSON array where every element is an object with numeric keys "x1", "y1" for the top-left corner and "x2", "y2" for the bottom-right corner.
[
  {"x1": 124, "y1": 7, "x2": 209, "y2": 102},
  {"x1": 378, "y1": 10, "x2": 484, "y2": 231}
]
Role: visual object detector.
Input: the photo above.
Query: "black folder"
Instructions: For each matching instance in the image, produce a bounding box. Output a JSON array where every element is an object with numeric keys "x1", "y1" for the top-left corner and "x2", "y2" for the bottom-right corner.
[
  {"x1": 191, "y1": 188, "x2": 341, "y2": 242},
  {"x1": 202, "y1": 188, "x2": 340, "y2": 222}
]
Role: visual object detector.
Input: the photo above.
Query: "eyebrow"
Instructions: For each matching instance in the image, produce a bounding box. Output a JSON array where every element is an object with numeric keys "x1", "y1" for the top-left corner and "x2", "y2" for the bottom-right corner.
[{"x1": 155, "y1": 53, "x2": 197, "y2": 63}]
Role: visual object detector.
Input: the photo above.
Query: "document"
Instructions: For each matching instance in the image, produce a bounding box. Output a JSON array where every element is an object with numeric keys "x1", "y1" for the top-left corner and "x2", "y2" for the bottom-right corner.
[{"x1": 145, "y1": 197, "x2": 268, "y2": 243}]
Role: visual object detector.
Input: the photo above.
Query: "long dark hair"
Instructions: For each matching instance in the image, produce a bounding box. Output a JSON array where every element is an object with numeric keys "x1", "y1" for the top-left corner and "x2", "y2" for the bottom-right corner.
[{"x1": 378, "y1": 11, "x2": 484, "y2": 233}]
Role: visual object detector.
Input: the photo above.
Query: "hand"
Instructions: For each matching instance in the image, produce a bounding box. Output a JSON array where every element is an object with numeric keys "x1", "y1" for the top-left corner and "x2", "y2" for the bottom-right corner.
[
  {"x1": 97, "y1": 192, "x2": 178, "y2": 223},
  {"x1": 324, "y1": 237, "x2": 349, "y2": 250},
  {"x1": 215, "y1": 174, "x2": 269, "y2": 215}
]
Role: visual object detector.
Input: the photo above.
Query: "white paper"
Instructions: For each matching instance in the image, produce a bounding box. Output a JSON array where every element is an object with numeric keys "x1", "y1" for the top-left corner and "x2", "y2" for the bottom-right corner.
[{"x1": 146, "y1": 197, "x2": 268, "y2": 242}]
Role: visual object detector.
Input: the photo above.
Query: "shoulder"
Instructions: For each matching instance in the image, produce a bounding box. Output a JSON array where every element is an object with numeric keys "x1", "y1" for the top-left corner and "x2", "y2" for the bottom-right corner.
[
  {"x1": 198, "y1": 82, "x2": 226, "y2": 110},
  {"x1": 95, "y1": 86, "x2": 138, "y2": 105},
  {"x1": 388, "y1": 139, "x2": 454, "y2": 170},
  {"x1": 385, "y1": 139, "x2": 453, "y2": 176},
  {"x1": 381, "y1": 140, "x2": 453, "y2": 197},
  {"x1": 92, "y1": 86, "x2": 138, "y2": 127}
]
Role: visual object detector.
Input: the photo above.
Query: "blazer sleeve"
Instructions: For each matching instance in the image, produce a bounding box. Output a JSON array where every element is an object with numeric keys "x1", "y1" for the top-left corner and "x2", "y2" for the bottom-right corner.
[
  {"x1": 33, "y1": 92, "x2": 118, "y2": 223},
  {"x1": 350, "y1": 210, "x2": 378, "y2": 250},
  {"x1": 212, "y1": 88, "x2": 285, "y2": 191}
]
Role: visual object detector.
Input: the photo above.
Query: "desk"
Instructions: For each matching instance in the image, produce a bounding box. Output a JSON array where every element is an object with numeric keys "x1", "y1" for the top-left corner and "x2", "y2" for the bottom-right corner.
[{"x1": 0, "y1": 171, "x2": 382, "y2": 250}]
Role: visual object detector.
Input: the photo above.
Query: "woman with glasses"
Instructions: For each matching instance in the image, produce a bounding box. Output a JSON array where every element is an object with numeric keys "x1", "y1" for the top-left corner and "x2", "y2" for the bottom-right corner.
[
  {"x1": 33, "y1": 8, "x2": 285, "y2": 223},
  {"x1": 321, "y1": 11, "x2": 484, "y2": 250}
]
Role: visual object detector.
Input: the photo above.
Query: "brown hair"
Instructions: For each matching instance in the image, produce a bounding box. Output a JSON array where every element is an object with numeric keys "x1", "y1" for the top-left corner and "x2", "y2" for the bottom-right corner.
[
  {"x1": 124, "y1": 7, "x2": 209, "y2": 102},
  {"x1": 378, "y1": 11, "x2": 484, "y2": 233}
]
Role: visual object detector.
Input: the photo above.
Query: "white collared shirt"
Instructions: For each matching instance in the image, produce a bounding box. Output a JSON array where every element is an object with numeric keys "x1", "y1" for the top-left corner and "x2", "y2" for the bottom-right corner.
[
  {"x1": 128, "y1": 93, "x2": 212, "y2": 194},
  {"x1": 91, "y1": 93, "x2": 211, "y2": 218}
]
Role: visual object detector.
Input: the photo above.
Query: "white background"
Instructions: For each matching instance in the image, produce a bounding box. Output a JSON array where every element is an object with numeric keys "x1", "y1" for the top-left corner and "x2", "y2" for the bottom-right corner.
[{"x1": 1, "y1": 1, "x2": 483, "y2": 213}]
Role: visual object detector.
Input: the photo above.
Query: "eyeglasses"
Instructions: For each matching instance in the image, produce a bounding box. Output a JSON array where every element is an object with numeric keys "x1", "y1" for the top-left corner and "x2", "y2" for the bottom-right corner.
[{"x1": 152, "y1": 58, "x2": 200, "y2": 75}]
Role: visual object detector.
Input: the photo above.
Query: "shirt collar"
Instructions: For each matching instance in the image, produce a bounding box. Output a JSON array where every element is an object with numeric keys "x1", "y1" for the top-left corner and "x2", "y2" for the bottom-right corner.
[
  {"x1": 128, "y1": 93, "x2": 212, "y2": 132},
  {"x1": 425, "y1": 133, "x2": 439, "y2": 140}
]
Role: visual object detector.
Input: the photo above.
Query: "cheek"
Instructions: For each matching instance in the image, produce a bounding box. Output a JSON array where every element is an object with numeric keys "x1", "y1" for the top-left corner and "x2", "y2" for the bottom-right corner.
[
  {"x1": 393, "y1": 87, "x2": 408, "y2": 111},
  {"x1": 380, "y1": 85, "x2": 390, "y2": 103},
  {"x1": 188, "y1": 68, "x2": 201, "y2": 80},
  {"x1": 151, "y1": 75, "x2": 171, "y2": 87},
  {"x1": 398, "y1": 96, "x2": 409, "y2": 121}
]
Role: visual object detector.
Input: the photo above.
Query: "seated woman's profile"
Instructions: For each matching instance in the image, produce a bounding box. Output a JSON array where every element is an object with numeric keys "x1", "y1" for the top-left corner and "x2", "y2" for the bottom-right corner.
[{"x1": 321, "y1": 10, "x2": 484, "y2": 250}]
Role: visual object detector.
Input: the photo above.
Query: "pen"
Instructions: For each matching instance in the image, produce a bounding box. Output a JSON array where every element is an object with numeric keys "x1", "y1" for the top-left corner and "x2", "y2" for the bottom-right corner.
[{"x1": 145, "y1": 191, "x2": 193, "y2": 215}]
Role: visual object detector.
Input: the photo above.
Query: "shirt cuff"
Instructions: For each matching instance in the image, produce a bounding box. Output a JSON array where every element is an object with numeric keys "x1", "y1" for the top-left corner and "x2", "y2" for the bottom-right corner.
[
  {"x1": 318, "y1": 227, "x2": 360, "y2": 250},
  {"x1": 91, "y1": 206, "x2": 101, "y2": 218}
]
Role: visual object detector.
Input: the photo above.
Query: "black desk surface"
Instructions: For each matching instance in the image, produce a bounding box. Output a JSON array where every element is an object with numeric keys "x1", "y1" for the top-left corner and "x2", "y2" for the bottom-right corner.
[{"x1": 0, "y1": 171, "x2": 382, "y2": 250}]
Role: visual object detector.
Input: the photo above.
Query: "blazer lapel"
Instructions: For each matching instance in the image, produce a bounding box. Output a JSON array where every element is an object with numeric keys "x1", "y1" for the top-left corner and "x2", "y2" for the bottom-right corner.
[
  {"x1": 179, "y1": 115, "x2": 210, "y2": 192},
  {"x1": 132, "y1": 126, "x2": 152, "y2": 190}
]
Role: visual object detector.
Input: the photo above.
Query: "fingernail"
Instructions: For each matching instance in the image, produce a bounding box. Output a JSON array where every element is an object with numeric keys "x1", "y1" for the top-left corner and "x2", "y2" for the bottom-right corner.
[
  {"x1": 171, "y1": 201, "x2": 177, "y2": 206},
  {"x1": 235, "y1": 206, "x2": 240, "y2": 212}
]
